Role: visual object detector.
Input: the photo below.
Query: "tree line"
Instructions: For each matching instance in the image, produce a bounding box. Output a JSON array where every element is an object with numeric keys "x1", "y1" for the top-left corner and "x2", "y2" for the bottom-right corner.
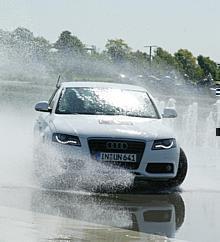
[{"x1": 0, "y1": 27, "x2": 219, "y2": 86}]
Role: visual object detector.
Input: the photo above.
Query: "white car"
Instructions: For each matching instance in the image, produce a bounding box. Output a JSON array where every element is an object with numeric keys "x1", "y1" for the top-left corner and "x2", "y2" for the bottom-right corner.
[{"x1": 34, "y1": 81, "x2": 187, "y2": 189}]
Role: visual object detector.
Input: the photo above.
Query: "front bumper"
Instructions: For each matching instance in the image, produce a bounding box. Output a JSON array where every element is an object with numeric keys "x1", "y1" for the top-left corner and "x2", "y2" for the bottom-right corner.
[{"x1": 51, "y1": 137, "x2": 180, "y2": 179}]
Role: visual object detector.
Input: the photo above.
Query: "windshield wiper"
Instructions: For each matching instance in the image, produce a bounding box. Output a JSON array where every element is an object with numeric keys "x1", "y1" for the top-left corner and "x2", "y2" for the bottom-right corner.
[
  {"x1": 72, "y1": 112, "x2": 98, "y2": 115},
  {"x1": 125, "y1": 114, "x2": 155, "y2": 118}
]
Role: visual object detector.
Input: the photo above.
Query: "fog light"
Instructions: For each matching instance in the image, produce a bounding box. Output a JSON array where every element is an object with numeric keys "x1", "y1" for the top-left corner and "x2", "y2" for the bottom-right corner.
[{"x1": 166, "y1": 164, "x2": 173, "y2": 172}]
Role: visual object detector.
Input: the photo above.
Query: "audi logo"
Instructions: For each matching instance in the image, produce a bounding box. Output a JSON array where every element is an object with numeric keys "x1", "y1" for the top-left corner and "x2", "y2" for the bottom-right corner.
[{"x1": 106, "y1": 141, "x2": 128, "y2": 150}]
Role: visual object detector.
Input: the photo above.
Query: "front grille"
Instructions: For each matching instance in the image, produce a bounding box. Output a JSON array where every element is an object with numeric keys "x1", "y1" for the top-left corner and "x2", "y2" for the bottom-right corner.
[
  {"x1": 88, "y1": 139, "x2": 145, "y2": 169},
  {"x1": 146, "y1": 163, "x2": 174, "y2": 173}
]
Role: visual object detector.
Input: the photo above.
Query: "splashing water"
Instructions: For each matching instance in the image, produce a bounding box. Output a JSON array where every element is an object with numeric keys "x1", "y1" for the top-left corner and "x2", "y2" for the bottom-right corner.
[
  {"x1": 0, "y1": 111, "x2": 34, "y2": 187},
  {"x1": 167, "y1": 97, "x2": 220, "y2": 192},
  {"x1": 0, "y1": 29, "x2": 219, "y2": 193},
  {"x1": 33, "y1": 142, "x2": 134, "y2": 192}
]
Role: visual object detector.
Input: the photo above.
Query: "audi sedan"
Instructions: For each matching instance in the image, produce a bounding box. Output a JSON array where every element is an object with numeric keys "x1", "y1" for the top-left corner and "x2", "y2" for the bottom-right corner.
[{"x1": 34, "y1": 81, "x2": 187, "y2": 189}]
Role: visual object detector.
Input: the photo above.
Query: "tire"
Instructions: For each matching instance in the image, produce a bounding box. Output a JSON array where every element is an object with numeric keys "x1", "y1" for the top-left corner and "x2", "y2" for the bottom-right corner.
[{"x1": 167, "y1": 148, "x2": 188, "y2": 188}]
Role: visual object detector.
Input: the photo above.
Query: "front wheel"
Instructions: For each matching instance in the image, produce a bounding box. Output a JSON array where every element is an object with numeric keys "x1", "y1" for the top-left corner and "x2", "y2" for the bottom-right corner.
[
  {"x1": 167, "y1": 148, "x2": 188, "y2": 188},
  {"x1": 132, "y1": 148, "x2": 188, "y2": 191}
]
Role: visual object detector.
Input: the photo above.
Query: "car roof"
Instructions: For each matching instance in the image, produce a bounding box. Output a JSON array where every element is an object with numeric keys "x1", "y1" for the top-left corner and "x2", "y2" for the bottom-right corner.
[{"x1": 61, "y1": 81, "x2": 147, "y2": 92}]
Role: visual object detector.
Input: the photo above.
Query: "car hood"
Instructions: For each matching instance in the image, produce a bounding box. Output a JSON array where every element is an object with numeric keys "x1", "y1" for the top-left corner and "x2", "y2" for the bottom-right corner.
[{"x1": 52, "y1": 114, "x2": 175, "y2": 141}]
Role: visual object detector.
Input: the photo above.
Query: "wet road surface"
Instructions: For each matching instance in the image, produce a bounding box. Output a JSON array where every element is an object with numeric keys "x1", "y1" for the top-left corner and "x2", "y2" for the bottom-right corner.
[
  {"x1": 0, "y1": 187, "x2": 184, "y2": 242},
  {"x1": 0, "y1": 183, "x2": 220, "y2": 242}
]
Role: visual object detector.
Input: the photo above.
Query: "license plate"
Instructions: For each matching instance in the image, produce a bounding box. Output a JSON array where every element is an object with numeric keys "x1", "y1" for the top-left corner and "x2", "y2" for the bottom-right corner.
[{"x1": 96, "y1": 153, "x2": 137, "y2": 162}]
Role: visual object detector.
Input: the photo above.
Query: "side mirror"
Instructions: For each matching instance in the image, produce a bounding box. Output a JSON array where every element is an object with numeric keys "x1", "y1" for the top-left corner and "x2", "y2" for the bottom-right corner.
[
  {"x1": 35, "y1": 101, "x2": 51, "y2": 112},
  {"x1": 162, "y1": 107, "x2": 177, "y2": 118}
]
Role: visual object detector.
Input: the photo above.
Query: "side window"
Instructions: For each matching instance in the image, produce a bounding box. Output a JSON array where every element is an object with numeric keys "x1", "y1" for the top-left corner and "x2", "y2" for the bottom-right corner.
[{"x1": 48, "y1": 88, "x2": 59, "y2": 109}]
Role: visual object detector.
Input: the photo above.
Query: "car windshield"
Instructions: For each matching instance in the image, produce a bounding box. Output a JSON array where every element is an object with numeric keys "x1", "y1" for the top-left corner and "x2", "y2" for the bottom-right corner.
[{"x1": 55, "y1": 87, "x2": 159, "y2": 118}]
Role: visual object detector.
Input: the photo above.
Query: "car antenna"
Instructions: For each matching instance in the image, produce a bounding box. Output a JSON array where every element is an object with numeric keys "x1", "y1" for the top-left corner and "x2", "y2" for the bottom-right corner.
[{"x1": 56, "y1": 75, "x2": 61, "y2": 88}]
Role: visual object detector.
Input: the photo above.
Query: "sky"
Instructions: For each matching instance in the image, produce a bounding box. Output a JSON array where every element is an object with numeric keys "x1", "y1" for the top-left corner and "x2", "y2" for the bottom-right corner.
[{"x1": 0, "y1": 0, "x2": 219, "y2": 62}]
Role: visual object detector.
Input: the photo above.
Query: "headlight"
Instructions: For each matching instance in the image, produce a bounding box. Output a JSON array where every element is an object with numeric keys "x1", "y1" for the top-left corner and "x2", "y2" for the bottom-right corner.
[
  {"x1": 152, "y1": 138, "x2": 176, "y2": 150},
  {"x1": 52, "y1": 133, "x2": 81, "y2": 146}
]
